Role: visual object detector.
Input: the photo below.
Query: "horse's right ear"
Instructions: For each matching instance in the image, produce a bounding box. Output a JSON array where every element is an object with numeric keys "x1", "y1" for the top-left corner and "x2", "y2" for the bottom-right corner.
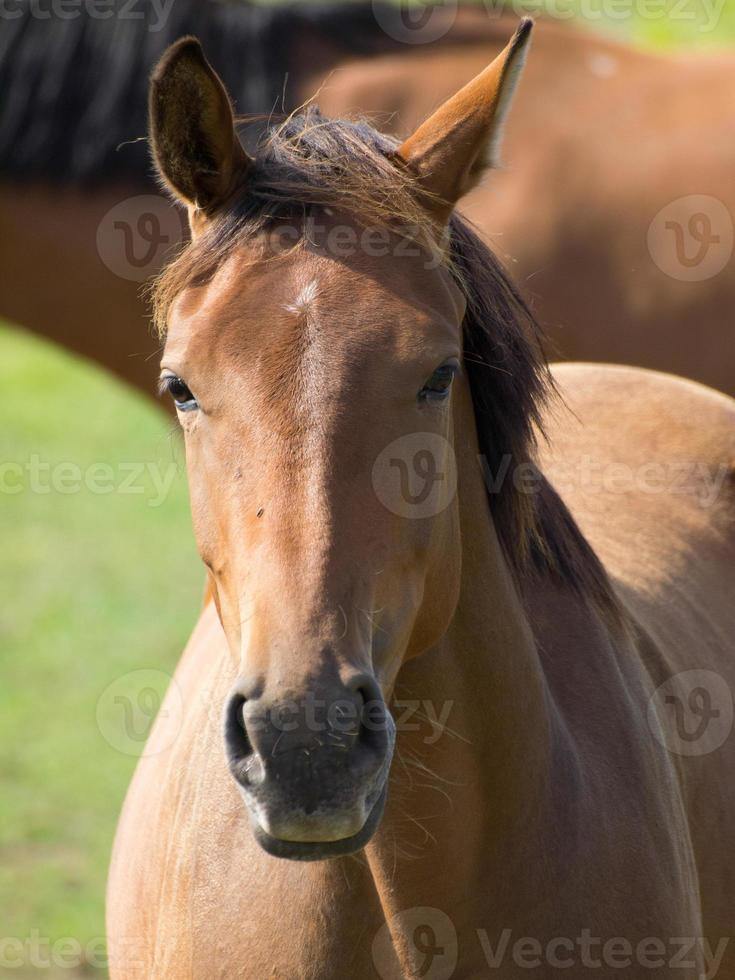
[
  {"x1": 149, "y1": 37, "x2": 252, "y2": 230},
  {"x1": 396, "y1": 19, "x2": 532, "y2": 224}
]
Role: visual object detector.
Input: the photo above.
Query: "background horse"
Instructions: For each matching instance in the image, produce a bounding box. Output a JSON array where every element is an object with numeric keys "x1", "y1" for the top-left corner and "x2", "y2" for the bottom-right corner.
[
  {"x1": 316, "y1": 16, "x2": 735, "y2": 395},
  {"x1": 0, "y1": 0, "x2": 482, "y2": 393},
  {"x1": 2, "y1": 1, "x2": 733, "y2": 398},
  {"x1": 107, "y1": 25, "x2": 735, "y2": 977}
]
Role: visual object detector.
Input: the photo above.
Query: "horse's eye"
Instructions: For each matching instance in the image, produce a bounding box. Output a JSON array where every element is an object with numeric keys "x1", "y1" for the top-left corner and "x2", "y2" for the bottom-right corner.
[
  {"x1": 160, "y1": 375, "x2": 198, "y2": 411},
  {"x1": 419, "y1": 361, "x2": 459, "y2": 402}
]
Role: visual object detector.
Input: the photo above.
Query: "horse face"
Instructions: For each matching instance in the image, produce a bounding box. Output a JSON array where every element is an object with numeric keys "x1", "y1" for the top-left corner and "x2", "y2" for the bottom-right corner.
[
  {"x1": 151, "y1": 22, "x2": 532, "y2": 858},
  {"x1": 161, "y1": 228, "x2": 465, "y2": 858}
]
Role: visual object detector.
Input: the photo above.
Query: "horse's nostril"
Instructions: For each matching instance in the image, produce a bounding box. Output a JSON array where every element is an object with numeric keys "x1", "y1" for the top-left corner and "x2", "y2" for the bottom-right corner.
[
  {"x1": 224, "y1": 692, "x2": 252, "y2": 769},
  {"x1": 346, "y1": 672, "x2": 383, "y2": 705},
  {"x1": 344, "y1": 673, "x2": 392, "y2": 748}
]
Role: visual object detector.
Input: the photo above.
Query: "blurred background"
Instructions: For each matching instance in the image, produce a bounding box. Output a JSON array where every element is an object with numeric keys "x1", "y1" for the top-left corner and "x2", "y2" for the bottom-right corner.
[{"x1": 1, "y1": 1, "x2": 734, "y2": 976}]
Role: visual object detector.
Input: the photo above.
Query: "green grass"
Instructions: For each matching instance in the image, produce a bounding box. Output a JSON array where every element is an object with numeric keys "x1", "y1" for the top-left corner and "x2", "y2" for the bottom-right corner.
[
  {"x1": 466, "y1": 0, "x2": 735, "y2": 47},
  {"x1": 585, "y1": 0, "x2": 735, "y2": 48},
  {"x1": 0, "y1": 324, "x2": 201, "y2": 978},
  {"x1": 2, "y1": 6, "x2": 734, "y2": 977}
]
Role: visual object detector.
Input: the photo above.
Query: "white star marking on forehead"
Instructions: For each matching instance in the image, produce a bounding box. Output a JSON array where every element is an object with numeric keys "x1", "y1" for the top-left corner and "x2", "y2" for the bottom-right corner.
[{"x1": 285, "y1": 279, "x2": 319, "y2": 317}]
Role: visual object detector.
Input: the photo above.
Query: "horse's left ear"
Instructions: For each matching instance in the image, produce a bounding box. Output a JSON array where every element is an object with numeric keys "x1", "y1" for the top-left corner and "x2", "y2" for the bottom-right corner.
[
  {"x1": 396, "y1": 18, "x2": 533, "y2": 222},
  {"x1": 149, "y1": 36, "x2": 252, "y2": 232}
]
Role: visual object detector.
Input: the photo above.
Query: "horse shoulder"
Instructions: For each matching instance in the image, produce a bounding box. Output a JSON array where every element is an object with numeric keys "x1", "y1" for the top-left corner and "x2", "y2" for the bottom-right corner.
[
  {"x1": 540, "y1": 361, "x2": 735, "y2": 694},
  {"x1": 542, "y1": 362, "x2": 735, "y2": 563}
]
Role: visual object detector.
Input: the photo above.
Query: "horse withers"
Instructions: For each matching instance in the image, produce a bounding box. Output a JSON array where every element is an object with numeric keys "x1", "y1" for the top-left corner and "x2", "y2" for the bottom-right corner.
[{"x1": 107, "y1": 22, "x2": 735, "y2": 979}]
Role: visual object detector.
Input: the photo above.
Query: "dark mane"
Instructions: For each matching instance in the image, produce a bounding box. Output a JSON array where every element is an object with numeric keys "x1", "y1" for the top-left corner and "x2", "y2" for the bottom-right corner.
[
  {"x1": 152, "y1": 107, "x2": 616, "y2": 610},
  {"x1": 450, "y1": 217, "x2": 616, "y2": 609},
  {"x1": 0, "y1": 0, "x2": 518, "y2": 185}
]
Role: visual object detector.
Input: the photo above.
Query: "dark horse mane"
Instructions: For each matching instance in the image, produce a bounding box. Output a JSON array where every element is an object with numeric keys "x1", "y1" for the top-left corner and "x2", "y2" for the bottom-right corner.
[
  {"x1": 152, "y1": 107, "x2": 617, "y2": 612},
  {"x1": 0, "y1": 0, "x2": 517, "y2": 184}
]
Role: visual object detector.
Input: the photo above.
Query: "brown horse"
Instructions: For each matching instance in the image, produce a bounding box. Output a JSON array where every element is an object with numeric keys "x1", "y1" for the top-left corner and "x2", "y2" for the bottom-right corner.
[
  {"x1": 2, "y1": 4, "x2": 733, "y2": 397},
  {"x1": 107, "y1": 23, "x2": 735, "y2": 978}
]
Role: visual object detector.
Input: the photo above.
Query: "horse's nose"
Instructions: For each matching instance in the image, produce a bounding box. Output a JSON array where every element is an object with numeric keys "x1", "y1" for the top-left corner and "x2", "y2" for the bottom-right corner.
[
  {"x1": 224, "y1": 672, "x2": 388, "y2": 783},
  {"x1": 223, "y1": 671, "x2": 394, "y2": 850}
]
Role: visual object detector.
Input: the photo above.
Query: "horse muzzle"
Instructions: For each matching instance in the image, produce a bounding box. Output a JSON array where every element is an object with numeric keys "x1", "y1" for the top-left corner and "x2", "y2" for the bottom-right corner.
[{"x1": 224, "y1": 674, "x2": 395, "y2": 861}]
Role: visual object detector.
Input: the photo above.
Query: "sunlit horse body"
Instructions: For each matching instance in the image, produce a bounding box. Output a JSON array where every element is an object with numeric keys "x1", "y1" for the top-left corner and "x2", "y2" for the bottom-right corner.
[
  {"x1": 2, "y1": 3, "x2": 734, "y2": 396},
  {"x1": 107, "y1": 24, "x2": 735, "y2": 979}
]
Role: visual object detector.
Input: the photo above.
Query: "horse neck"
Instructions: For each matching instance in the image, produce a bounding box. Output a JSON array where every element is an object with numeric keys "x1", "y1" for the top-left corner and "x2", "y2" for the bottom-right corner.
[{"x1": 364, "y1": 378, "x2": 564, "y2": 930}]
